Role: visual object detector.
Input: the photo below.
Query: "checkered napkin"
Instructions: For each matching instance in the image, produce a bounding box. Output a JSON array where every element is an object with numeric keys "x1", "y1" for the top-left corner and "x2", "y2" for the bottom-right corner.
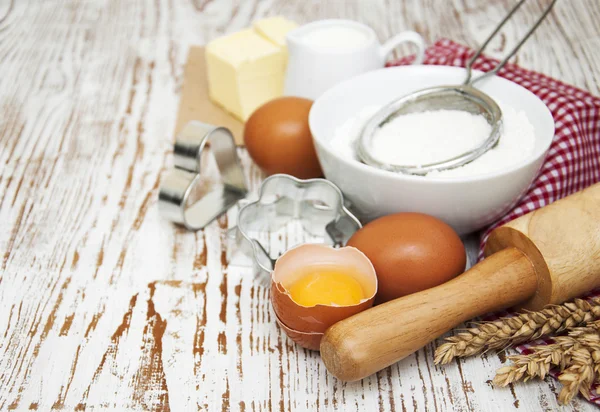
[{"x1": 390, "y1": 39, "x2": 600, "y2": 404}]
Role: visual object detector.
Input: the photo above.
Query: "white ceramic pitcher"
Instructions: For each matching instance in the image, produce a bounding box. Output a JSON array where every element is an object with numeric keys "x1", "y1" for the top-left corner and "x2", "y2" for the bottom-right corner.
[{"x1": 284, "y1": 19, "x2": 425, "y2": 100}]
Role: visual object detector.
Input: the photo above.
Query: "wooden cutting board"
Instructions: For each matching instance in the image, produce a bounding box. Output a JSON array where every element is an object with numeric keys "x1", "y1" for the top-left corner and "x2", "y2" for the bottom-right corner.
[{"x1": 174, "y1": 46, "x2": 244, "y2": 145}]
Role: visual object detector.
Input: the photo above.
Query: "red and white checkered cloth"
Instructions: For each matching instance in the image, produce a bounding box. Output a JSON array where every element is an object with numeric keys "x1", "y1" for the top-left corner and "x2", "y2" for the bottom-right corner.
[{"x1": 391, "y1": 39, "x2": 600, "y2": 404}]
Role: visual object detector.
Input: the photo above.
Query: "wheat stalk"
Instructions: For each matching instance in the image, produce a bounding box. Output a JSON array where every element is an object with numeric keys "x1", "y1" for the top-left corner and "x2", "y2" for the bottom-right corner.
[
  {"x1": 434, "y1": 298, "x2": 600, "y2": 365},
  {"x1": 565, "y1": 322, "x2": 600, "y2": 377},
  {"x1": 558, "y1": 347, "x2": 595, "y2": 404},
  {"x1": 492, "y1": 336, "x2": 581, "y2": 386},
  {"x1": 493, "y1": 325, "x2": 600, "y2": 405},
  {"x1": 567, "y1": 319, "x2": 600, "y2": 337}
]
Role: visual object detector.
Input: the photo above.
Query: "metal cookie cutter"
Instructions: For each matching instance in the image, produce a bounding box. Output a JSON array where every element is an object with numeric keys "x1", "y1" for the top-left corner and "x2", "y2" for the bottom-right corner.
[
  {"x1": 233, "y1": 174, "x2": 362, "y2": 275},
  {"x1": 159, "y1": 121, "x2": 247, "y2": 230}
]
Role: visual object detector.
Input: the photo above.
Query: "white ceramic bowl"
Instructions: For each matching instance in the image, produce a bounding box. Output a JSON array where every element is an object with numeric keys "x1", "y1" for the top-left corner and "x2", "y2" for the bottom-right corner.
[{"x1": 309, "y1": 66, "x2": 555, "y2": 234}]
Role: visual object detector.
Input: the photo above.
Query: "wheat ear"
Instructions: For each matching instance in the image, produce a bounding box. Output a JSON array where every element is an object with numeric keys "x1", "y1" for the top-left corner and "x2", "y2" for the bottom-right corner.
[
  {"x1": 557, "y1": 346, "x2": 596, "y2": 404},
  {"x1": 434, "y1": 298, "x2": 600, "y2": 365},
  {"x1": 492, "y1": 336, "x2": 581, "y2": 386},
  {"x1": 493, "y1": 328, "x2": 600, "y2": 405}
]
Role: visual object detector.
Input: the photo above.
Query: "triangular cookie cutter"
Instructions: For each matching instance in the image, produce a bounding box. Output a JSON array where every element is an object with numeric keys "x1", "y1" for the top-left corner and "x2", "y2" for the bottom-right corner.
[{"x1": 158, "y1": 121, "x2": 248, "y2": 230}]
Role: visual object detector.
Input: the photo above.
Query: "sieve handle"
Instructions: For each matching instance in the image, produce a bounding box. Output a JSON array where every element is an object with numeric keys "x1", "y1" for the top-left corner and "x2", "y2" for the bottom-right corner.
[{"x1": 464, "y1": 0, "x2": 557, "y2": 86}]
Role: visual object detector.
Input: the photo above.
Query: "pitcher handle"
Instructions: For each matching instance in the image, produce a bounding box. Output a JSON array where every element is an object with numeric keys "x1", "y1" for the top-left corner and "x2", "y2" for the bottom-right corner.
[{"x1": 380, "y1": 31, "x2": 425, "y2": 65}]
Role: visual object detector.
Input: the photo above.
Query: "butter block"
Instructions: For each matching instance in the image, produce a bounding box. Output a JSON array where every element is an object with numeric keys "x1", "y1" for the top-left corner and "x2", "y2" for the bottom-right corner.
[
  {"x1": 253, "y1": 16, "x2": 298, "y2": 49},
  {"x1": 205, "y1": 17, "x2": 298, "y2": 122},
  {"x1": 206, "y1": 29, "x2": 286, "y2": 121}
]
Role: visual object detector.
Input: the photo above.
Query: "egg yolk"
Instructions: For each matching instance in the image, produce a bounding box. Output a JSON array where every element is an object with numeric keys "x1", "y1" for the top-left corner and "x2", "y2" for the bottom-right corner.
[{"x1": 287, "y1": 270, "x2": 365, "y2": 307}]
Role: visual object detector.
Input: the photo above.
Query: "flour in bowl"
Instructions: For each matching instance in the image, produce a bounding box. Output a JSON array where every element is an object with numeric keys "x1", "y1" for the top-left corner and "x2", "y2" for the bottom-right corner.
[
  {"x1": 329, "y1": 103, "x2": 536, "y2": 178},
  {"x1": 369, "y1": 110, "x2": 491, "y2": 166}
]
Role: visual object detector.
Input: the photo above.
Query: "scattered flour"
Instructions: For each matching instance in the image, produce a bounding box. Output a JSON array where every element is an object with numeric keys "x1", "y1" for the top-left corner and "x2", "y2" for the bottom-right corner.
[{"x1": 329, "y1": 103, "x2": 536, "y2": 178}]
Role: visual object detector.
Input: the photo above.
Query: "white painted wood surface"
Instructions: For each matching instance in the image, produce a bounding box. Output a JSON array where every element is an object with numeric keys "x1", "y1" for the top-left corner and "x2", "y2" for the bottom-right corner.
[{"x1": 1, "y1": 0, "x2": 599, "y2": 410}]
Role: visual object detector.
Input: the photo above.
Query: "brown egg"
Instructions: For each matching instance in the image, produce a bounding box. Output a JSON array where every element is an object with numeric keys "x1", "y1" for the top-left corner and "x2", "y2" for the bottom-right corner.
[
  {"x1": 347, "y1": 213, "x2": 466, "y2": 304},
  {"x1": 270, "y1": 244, "x2": 377, "y2": 350},
  {"x1": 244, "y1": 97, "x2": 323, "y2": 179}
]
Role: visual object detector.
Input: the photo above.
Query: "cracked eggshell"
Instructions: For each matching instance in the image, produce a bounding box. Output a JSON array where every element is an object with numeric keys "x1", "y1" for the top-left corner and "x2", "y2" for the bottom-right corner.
[
  {"x1": 274, "y1": 313, "x2": 323, "y2": 351},
  {"x1": 271, "y1": 244, "x2": 377, "y2": 350}
]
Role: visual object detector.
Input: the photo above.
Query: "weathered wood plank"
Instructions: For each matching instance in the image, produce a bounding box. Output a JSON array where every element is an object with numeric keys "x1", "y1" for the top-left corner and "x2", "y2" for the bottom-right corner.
[{"x1": 1, "y1": 0, "x2": 599, "y2": 410}]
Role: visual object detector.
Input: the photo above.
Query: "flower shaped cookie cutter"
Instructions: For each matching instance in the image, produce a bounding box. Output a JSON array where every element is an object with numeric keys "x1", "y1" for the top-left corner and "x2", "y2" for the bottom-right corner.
[
  {"x1": 158, "y1": 121, "x2": 248, "y2": 230},
  {"x1": 233, "y1": 174, "x2": 362, "y2": 275}
]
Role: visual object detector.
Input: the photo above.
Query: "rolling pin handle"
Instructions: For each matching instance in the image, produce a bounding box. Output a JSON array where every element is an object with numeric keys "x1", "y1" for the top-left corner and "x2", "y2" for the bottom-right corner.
[{"x1": 320, "y1": 247, "x2": 538, "y2": 382}]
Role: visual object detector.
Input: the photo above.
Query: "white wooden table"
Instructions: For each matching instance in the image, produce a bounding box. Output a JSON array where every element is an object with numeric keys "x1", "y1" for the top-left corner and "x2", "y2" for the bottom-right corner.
[{"x1": 1, "y1": 0, "x2": 599, "y2": 410}]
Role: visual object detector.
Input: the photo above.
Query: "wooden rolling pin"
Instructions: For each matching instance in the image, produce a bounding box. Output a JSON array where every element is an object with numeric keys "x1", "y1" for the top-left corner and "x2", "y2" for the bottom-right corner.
[{"x1": 320, "y1": 182, "x2": 600, "y2": 381}]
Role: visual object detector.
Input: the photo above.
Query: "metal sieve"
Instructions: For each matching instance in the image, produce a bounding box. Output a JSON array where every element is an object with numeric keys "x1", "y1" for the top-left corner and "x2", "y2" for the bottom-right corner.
[{"x1": 357, "y1": 0, "x2": 557, "y2": 175}]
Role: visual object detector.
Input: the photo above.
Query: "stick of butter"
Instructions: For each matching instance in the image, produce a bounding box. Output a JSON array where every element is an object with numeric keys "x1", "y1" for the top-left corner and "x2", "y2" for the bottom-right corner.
[
  {"x1": 254, "y1": 16, "x2": 299, "y2": 53},
  {"x1": 205, "y1": 17, "x2": 298, "y2": 122}
]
